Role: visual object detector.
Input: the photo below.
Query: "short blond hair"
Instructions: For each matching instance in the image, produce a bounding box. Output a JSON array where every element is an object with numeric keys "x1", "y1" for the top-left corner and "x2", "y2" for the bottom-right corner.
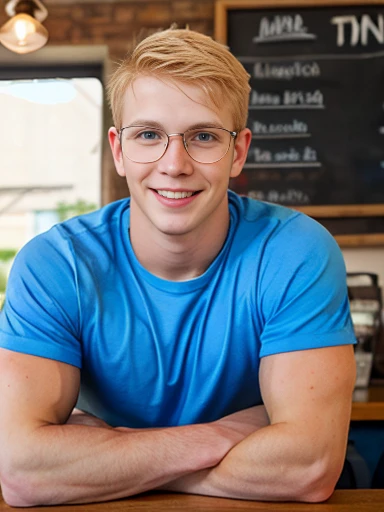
[{"x1": 107, "y1": 27, "x2": 250, "y2": 132}]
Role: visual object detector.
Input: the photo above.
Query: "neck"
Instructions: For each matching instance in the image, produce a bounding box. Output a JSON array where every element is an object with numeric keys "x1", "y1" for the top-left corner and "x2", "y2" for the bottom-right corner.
[{"x1": 129, "y1": 203, "x2": 230, "y2": 282}]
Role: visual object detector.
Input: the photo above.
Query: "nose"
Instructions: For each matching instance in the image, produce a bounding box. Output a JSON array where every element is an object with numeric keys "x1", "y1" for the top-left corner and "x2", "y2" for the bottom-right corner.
[{"x1": 157, "y1": 134, "x2": 193, "y2": 176}]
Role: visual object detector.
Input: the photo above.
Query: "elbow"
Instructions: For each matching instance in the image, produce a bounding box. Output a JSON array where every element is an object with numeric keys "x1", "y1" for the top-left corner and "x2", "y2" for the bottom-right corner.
[
  {"x1": 299, "y1": 483, "x2": 335, "y2": 504},
  {"x1": 0, "y1": 460, "x2": 49, "y2": 507},
  {"x1": 292, "y1": 458, "x2": 342, "y2": 503},
  {"x1": 2, "y1": 488, "x2": 33, "y2": 508},
  {"x1": 1, "y1": 472, "x2": 40, "y2": 507}
]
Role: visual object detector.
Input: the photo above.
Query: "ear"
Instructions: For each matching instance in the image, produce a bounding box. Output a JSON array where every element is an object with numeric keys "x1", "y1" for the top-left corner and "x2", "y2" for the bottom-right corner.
[
  {"x1": 108, "y1": 127, "x2": 126, "y2": 177},
  {"x1": 230, "y1": 128, "x2": 252, "y2": 179}
]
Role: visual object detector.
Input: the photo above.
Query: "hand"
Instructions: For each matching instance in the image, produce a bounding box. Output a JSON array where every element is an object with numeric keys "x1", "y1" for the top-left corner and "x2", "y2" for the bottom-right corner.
[{"x1": 157, "y1": 406, "x2": 270, "y2": 495}]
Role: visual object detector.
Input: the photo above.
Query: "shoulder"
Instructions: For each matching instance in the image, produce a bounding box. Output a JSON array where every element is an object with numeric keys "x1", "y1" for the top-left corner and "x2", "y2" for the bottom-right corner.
[
  {"x1": 11, "y1": 198, "x2": 130, "y2": 286},
  {"x1": 228, "y1": 190, "x2": 297, "y2": 224},
  {"x1": 18, "y1": 199, "x2": 129, "y2": 256},
  {"x1": 55, "y1": 198, "x2": 129, "y2": 243},
  {"x1": 228, "y1": 191, "x2": 338, "y2": 259}
]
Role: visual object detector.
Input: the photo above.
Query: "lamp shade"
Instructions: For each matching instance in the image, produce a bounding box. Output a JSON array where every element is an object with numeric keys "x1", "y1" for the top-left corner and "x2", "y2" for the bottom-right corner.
[{"x1": 0, "y1": 13, "x2": 48, "y2": 54}]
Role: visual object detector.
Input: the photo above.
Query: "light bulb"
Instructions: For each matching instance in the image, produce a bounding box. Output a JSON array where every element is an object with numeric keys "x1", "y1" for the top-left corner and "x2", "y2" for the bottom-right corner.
[
  {"x1": 14, "y1": 17, "x2": 36, "y2": 45},
  {"x1": 0, "y1": 13, "x2": 48, "y2": 54}
]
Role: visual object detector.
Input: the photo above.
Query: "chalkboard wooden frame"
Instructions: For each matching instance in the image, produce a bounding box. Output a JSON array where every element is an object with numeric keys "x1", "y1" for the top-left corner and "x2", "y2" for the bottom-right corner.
[{"x1": 215, "y1": 0, "x2": 384, "y2": 247}]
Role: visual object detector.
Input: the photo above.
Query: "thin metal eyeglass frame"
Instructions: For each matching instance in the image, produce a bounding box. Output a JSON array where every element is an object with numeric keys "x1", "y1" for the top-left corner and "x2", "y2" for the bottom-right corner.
[{"x1": 118, "y1": 126, "x2": 238, "y2": 164}]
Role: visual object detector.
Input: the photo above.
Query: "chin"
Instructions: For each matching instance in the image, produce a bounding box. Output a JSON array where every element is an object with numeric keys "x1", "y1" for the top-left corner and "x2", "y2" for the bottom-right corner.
[
  {"x1": 158, "y1": 227, "x2": 192, "y2": 237},
  {"x1": 154, "y1": 220, "x2": 197, "y2": 237}
]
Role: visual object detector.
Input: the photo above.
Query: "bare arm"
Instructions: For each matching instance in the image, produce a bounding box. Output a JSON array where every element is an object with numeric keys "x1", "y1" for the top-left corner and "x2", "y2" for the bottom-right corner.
[
  {"x1": 159, "y1": 345, "x2": 356, "y2": 502},
  {"x1": 0, "y1": 348, "x2": 253, "y2": 507}
]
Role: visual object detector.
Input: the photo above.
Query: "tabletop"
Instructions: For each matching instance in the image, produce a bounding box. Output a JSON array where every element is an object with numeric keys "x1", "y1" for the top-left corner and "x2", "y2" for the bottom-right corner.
[{"x1": 1, "y1": 491, "x2": 384, "y2": 512}]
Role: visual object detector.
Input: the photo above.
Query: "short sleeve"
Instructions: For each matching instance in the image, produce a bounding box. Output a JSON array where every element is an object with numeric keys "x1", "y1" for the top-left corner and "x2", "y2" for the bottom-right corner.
[
  {"x1": 258, "y1": 213, "x2": 356, "y2": 357},
  {"x1": 0, "y1": 228, "x2": 82, "y2": 367}
]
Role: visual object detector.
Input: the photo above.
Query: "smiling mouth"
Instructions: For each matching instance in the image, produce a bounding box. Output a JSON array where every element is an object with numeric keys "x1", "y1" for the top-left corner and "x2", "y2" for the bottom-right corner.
[{"x1": 155, "y1": 190, "x2": 200, "y2": 199}]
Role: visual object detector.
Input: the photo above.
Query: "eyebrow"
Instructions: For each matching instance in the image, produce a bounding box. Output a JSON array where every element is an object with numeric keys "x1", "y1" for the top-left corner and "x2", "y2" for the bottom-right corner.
[
  {"x1": 125, "y1": 120, "x2": 164, "y2": 129},
  {"x1": 123, "y1": 120, "x2": 226, "y2": 131}
]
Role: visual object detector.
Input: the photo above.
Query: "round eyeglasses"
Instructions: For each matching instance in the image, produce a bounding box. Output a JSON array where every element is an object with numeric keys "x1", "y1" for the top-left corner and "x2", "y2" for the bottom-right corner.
[{"x1": 119, "y1": 125, "x2": 237, "y2": 164}]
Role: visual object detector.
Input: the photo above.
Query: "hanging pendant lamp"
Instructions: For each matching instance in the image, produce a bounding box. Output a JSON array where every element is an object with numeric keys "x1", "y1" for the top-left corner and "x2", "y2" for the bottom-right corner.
[{"x1": 0, "y1": 0, "x2": 49, "y2": 54}]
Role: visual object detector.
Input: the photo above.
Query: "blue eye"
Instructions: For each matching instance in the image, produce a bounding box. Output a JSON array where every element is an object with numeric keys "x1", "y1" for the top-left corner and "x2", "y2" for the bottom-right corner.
[
  {"x1": 196, "y1": 132, "x2": 213, "y2": 142},
  {"x1": 140, "y1": 131, "x2": 159, "y2": 140}
]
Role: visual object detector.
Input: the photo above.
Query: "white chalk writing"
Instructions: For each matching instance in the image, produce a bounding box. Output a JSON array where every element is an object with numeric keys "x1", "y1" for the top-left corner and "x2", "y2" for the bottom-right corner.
[
  {"x1": 250, "y1": 91, "x2": 280, "y2": 106},
  {"x1": 252, "y1": 120, "x2": 309, "y2": 135},
  {"x1": 283, "y1": 89, "x2": 323, "y2": 107},
  {"x1": 253, "y1": 14, "x2": 317, "y2": 44},
  {"x1": 248, "y1": 189, "x2": 311, "y2": 205},
  {"x1": 331, "y1": 14, "x2": 384, "y2": 46},
  {"x1": 250, "y1": 89, "x2": 324, "y2": 108},
  {"x1": 253, "y1": 61, "x2": 321, "y2": 80},
  {"x1": 251, "y1": 146, "x2": 319, "y2": 164}
]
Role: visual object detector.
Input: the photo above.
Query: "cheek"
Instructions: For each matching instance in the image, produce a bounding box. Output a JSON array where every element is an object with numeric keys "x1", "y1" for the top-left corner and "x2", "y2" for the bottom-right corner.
[
  {"x1": 212, "y1": 160, "x2": 235, "y2": 183},
  {"x1": 124, "y1": 164, "x2": 153, "y2": 186}
]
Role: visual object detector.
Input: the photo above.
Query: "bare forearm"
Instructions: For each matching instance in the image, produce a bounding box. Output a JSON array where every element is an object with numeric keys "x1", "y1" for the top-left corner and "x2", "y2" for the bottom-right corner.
[
  {"x1": 161, "y1": 422, "x2": 347, "y2": 502},
  {"x1": 163, "y1": 347, "x2": 355, "y2": 503},
  {"x1": 1, "y1": 422, "x2": 233, "y2": 506}
]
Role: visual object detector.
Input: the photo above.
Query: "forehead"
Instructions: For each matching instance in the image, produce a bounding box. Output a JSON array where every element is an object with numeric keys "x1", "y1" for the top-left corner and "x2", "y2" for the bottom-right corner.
[{"x1": 121, "y1": 75, "x2": 233, "y2": 129}]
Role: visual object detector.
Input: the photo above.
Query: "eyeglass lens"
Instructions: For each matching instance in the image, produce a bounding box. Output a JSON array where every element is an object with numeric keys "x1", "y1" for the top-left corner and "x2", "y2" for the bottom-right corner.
[{"x1": 120, "y1": 126, "x2": 233, "y2": 164}]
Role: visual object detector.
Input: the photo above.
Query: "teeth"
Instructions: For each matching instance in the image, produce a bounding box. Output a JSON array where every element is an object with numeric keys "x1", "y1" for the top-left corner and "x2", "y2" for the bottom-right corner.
[{"x1": 157, "y1": 190, "x2": 194, "y2": 199}]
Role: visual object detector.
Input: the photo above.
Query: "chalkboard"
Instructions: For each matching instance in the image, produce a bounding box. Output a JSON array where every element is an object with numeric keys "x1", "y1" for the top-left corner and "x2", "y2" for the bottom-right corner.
[{"x1": 215, "y1": 0, "x2": 384, "y2": 246}]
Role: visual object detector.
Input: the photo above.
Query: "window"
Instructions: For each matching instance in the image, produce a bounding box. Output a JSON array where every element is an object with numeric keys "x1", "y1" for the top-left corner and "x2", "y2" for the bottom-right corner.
[{"x1": 0, "y1": 70, "x2": 104, "y2": 307}]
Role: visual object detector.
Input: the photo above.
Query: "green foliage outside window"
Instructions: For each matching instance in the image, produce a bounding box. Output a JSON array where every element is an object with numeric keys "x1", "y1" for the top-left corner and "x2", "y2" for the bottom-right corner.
[
  {"x1": 56, "y1": 199, "x2": 98, "y2": 222},
  {"x1": 0, "y1": 273, "x2": 7, "y2": 293},
  {"x1": 0, "y1": 249, "x2": 17, "y2": 308},
  {"x1": 0, "y1": 249, "x2": 17, "y2": 262}
]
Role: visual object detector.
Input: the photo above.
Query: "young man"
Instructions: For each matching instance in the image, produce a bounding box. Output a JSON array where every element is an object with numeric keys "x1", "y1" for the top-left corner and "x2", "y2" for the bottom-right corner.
[{"x1": 0, "y1": 28, "x2": 356, "y2": 506}]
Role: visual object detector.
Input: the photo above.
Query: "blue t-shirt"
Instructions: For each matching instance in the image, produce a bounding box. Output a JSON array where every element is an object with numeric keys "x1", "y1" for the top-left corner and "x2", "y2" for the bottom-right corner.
[{"x1": 0, "y1": 191, "x2": 355, "y2": 427}]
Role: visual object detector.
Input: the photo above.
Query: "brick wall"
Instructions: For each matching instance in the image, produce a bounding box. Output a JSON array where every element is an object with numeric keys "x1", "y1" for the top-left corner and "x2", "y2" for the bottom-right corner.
[{"x1": 42, "y1": 0, "x2": 215, "y2": 62}]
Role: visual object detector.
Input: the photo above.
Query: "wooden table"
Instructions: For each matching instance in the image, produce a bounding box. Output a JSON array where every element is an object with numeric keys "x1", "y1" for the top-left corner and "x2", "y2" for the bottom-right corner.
[
  {"x1": 352, "y1": 386, "x2": 384, "y2": 421},
  {"x1": 1, "y1": 491, "x2": 384, "y2": 512}
]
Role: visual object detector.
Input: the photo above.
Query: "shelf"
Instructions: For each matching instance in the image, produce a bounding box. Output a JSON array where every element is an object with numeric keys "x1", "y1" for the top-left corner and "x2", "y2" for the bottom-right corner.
[{"x1": 352, "y1": 386, "x2": 384, "y2": 421}]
